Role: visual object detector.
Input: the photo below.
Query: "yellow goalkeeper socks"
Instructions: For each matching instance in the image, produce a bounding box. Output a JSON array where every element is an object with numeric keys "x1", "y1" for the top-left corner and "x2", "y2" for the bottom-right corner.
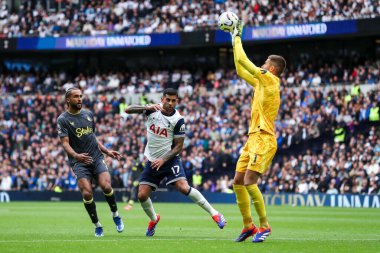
[
  {"x1": 245, "y1": 184, "x2": 269, "y2": 228},
  {"x1": 233, "y1": 184, "x2": 253, "y2": 229}
]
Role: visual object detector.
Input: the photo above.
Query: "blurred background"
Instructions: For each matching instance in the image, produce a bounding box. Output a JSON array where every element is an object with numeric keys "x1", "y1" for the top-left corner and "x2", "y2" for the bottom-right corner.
[{"x1": 0, "y1": 0, "x2": 379, "y2": 206}]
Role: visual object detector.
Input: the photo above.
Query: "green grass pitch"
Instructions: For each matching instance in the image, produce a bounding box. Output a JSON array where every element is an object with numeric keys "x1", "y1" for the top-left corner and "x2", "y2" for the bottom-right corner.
[{"x1": 0, "y1": 202, "x2": 379, "y2": 253}]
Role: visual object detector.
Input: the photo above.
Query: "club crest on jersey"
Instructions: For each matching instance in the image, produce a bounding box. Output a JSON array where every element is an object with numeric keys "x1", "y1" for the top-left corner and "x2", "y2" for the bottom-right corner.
[{"x1": 149, "y1": 124, "x2": 168, "y2": 137}]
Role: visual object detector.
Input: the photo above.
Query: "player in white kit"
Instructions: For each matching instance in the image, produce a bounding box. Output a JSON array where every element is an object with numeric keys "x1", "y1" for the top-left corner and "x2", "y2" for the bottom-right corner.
[{"x1": 125, "y1": 88, "x2": 226, "y2": 237}]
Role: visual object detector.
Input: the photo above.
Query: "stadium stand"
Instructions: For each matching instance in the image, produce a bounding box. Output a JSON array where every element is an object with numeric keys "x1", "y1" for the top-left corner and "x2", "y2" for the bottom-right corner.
[
  {"x1": 1, "y1": 58, "x2": 379, "y2": 94},
  {"x1": 0, "y1": 0, "x2": 379, "y2": 37},
  {"x1": 0, "y1": 66, "x2": 379, "y2": 194}
]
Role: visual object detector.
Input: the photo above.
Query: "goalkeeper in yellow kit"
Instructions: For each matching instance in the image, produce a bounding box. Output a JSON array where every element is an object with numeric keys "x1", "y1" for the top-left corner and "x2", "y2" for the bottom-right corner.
[{"x1": 231, "y1": 21, "x2": 286, "y2": 243}]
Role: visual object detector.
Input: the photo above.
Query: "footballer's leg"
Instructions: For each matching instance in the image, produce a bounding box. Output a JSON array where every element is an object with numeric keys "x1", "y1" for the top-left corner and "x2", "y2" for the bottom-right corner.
[
  {"x1": 138, "y1": 184, "x2": 160, "y2": 236},
  {"x1": 233, "y1": 141, "x2": 258, "y2": 241},
  {"x1": 175, "y1": 179, "x2": 227, "y2": 229},
  {"x1": 98, "y1": 167, "x2": 124, "y2": 233},
  {"x1": 77, "y1": 177, "x2": 103, "y2": 237},
  {"x1": 139, "y1": 160, "x2": 162, "y2": 236},
  {"x1": 244, "y1": 170, "x2": 271, "y2": 242},
  {"x1": 244, "y1": 133, "x2": 277, "y2": 243},
  {"x1": 233, "y1": 172, "x2": 258, "y2": 242},
  {"x1": 166, "y1": 157, "x2": 226, "y2": 229}
]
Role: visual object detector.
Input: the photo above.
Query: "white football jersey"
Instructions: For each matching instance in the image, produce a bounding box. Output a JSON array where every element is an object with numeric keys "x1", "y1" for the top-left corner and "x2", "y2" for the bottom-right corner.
[{"x1": 144, "y1": 109, "x2": 185, "y2": 161}]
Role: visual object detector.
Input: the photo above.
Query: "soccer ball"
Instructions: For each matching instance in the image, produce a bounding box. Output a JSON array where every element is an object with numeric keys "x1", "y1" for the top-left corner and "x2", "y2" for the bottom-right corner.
[{"x1": 218, "y1": 11, "x2": 239, "y2": 33}]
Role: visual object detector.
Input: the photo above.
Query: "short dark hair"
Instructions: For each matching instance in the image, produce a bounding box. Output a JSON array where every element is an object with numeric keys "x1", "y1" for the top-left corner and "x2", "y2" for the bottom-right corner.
[
  {"x1": 163, "y1": 88, "x2": 178, "y2": 97},
  {"x1": 269, "y1": 55, "x2": 286, "y2": 76},
  {"x1": 65, "y1": 87, "x2": 81, "y2": 99}
]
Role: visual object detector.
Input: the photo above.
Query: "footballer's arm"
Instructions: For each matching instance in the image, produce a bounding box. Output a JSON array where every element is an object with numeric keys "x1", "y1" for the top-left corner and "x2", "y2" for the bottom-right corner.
[
  {"x1": 60, "y1": 136, "x2": 93, "y2": 164},
  {"x1": 151, "y1": 137, "x2": 184, "y2": 170},
  {"x1": 233, "y1": 42, "x2": 258, "y2": 87},
  {"x1": 233, "y1": 37, "x2": 261, "y2": 78},
  {"x1": 162, "y1": 137, "x2": 184, "y2": 163},
  {"x1": 96, "y1": 137, "x2": 121, "y2": 160},
  {"x1": 124, "y1": 104, "x2": 162, "y2": 114},
  {"x1": 97, "y1": 138, "x2": 109, "y2": 154}
]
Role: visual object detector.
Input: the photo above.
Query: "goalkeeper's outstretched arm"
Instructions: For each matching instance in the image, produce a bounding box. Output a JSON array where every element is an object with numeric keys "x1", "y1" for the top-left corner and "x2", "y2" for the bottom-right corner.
[
  {"x1": 233, "y1": 36, "x2": 261, "y2": 78},
  {"x1": 232, "y1": 23, "x2": 260, "y2": 87},
  {"x1": 233, "y1": 44, "x2": 257, "y2": 87}
]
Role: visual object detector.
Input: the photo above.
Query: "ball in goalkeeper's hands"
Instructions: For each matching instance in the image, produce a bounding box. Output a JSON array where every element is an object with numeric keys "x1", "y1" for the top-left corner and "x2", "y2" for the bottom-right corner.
[{"x1": 218, "y1": 11, "x2": 239, "y2": 33}]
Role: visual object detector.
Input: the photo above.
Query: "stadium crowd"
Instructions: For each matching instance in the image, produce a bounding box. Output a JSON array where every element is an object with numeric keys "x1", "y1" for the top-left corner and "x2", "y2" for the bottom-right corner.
[
  {"x1": 1, "y1": 57, "x2": 380, "y2": 94},
  {"x1": 0, "y1": 0, "x2": 379, "y2": 37},
  {"x1": 0, "y1": 64, "x2": 379, "y2": 195}
]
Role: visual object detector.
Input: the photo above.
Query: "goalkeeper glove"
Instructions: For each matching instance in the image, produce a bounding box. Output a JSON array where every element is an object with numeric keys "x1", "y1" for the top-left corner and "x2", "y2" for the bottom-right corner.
[{"x1": 230, "y1": 20, "x2": 243, "y2": 46}]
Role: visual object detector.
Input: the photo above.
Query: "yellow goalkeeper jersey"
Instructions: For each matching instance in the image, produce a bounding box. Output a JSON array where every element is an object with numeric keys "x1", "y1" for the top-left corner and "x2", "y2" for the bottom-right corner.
[{"x1": 233, "y1": 37, "x2": 280, "y2": 136}]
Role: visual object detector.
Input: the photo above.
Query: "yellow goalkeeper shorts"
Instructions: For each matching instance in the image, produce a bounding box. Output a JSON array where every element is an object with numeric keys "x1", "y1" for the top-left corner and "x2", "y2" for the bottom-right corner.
[{"x1": 236, "y1": 131, "x2": 277, "y2": 174}]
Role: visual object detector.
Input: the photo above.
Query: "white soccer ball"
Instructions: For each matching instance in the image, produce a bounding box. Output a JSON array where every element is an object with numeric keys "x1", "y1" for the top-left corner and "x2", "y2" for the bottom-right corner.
[{"x1": 218, "y1": 11, "x2": 239, "y2": 33}]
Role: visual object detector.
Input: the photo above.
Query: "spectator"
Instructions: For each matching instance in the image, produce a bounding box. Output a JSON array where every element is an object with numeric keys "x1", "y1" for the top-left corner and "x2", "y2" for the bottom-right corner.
[
  {"x1": 0, "y1": 0, "x2": 379, "y2": 38},
  {"x1": 0, "y1": 171, "x2": 12, "y2": 190},
  {"x1": 0, "y1": 65, "x2": 379, "y2": 194}
]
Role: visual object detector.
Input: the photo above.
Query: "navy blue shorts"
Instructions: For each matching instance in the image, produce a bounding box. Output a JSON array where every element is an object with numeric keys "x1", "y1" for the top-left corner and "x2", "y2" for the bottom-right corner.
[
  {"x1": 71, "y1": 158, "x2": 109, "y2": 180},
  {"x1": 139, "y1": 156, "x2": 187, "y2": 190}
]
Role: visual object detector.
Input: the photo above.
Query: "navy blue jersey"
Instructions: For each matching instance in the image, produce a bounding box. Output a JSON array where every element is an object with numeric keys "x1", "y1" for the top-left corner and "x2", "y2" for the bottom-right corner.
[{"x1": 57, "y1": 109, "x2": 104, "y2": 165}]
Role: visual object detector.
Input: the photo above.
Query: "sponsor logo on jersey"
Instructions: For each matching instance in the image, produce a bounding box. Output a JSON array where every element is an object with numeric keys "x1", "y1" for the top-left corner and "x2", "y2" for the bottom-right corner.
[
  {"x1": 76, "y1": 126, "x2": 93, "y2": 137},
  {"x1": 149, "y1": 124, "x2": 168, "y2": 137}
]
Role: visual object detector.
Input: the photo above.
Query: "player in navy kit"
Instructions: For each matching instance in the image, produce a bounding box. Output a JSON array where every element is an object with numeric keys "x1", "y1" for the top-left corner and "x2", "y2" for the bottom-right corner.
[
  {"x1": 57, "y1": 87, "x2": 124, "y2": 237},
  {"x1": 125, "y1": 88, "x2": 226, "y2": 236}
]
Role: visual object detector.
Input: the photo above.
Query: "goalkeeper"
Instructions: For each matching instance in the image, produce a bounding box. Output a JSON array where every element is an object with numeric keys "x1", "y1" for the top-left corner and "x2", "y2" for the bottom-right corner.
[{"x1": 230, "y1": 20, "x2": 286, "y2": 243}]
